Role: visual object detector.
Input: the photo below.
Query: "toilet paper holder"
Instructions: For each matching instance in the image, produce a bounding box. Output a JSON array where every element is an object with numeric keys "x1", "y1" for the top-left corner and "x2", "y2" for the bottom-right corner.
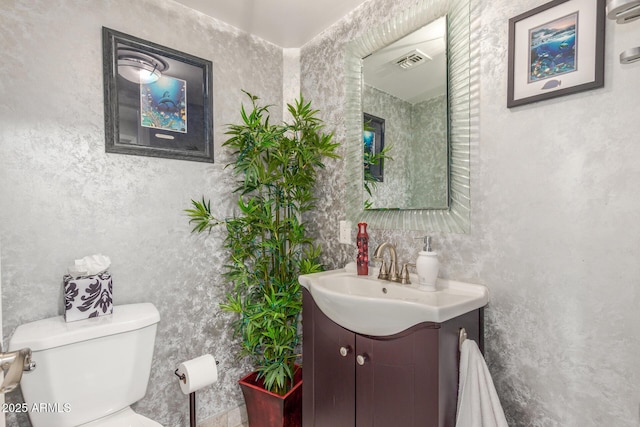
[
  {"x1": 174, "y1": 368, "x2": 186, "y2": 384},
  {"x1": 174, "y1": 358, "x2": 219, "y2": 427},
  {"x1": 174, "y1": 359, "x2": 219, "y2": 384}
]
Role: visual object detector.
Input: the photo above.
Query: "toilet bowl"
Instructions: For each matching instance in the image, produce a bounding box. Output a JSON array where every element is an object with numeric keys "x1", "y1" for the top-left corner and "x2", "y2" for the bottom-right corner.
[{"x1": 9, "y1": 303, "x2": 162, "y2": 427}]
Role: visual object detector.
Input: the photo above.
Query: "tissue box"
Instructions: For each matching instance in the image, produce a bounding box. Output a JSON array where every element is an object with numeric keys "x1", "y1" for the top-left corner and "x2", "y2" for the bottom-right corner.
[{"x1": 63, "y1": 271, "x2": 113, "y2": 322}]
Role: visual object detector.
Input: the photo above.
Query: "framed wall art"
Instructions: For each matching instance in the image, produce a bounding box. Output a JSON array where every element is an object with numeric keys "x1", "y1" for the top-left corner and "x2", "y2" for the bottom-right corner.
[
  {"x1": 363, "y1": 113, "x2": 385, "y2": 182},
  {"x1": 103, "y1": 27, "x2": 214, "y2": 162},
  {"x1": 507, "y1": 0, "x2": 605, "y2": 108}
]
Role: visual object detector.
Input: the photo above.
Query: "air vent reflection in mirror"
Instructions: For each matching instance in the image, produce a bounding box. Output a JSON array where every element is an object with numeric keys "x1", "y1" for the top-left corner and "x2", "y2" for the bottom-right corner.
[{"x1": 394, "y1": 49, "x2": 431, "y2": 70}]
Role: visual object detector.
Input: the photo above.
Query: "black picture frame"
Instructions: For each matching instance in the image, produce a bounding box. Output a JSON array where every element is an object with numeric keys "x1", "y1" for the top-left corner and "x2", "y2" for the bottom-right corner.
[
  {"x1": 507, "y1": 0, "x2": 605, "y2": 108},
  {"x1": 363, "y1": 113, "x2": 385, "y2": 182},
  {"x1": 102, "y1": 27, "x2": 214, "y2": 162}
]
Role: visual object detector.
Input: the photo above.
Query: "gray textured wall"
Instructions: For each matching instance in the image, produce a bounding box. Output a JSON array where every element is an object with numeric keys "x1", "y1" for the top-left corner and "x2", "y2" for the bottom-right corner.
[
  {"x1": 301, "y1": 0, "x2": 640, "y2": 425},
  {"x1": 410, "y1": 94, "x2": 447, "y2": 208},
  {"x1": 0, "y1": 0, "x2": 283, "y2": 425}
]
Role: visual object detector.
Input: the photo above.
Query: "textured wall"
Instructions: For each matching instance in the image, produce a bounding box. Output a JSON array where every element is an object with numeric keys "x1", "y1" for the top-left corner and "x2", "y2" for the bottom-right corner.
[
  {"x1": 362, "y1": 84, "x2": 411, "y2": 208},
  {"x1": 362, "y1": 84, "x2": 448, "y2": 209},
  {"x1": 302, "y1": 0, "x2": 640, "y2": 425},
  {"x1": 409, "y1": 94, "x2": 447, "y2": 208},
  {"x1": 0, "y1": 0, "x2": 282, "y2": 425},
  {"x1": 282, "y1": 48, "x2": 301, "y2": 113}
]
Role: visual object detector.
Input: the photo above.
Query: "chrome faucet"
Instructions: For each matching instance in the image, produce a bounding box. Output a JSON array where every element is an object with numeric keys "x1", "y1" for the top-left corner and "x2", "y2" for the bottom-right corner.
[{"x1": 373, "y1": 242, "x2": 399, "y2": 282}]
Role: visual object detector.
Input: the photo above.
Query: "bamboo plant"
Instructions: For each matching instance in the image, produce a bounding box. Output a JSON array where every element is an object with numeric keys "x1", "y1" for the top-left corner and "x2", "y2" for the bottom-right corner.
[{"x1": 186, "y1": 91, "x2": 339, "y2": 395}]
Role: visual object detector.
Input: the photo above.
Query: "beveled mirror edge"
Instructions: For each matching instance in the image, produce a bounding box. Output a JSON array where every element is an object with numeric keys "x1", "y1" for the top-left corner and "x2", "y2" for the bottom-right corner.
[{"x1": 345, "y1": 0, "x2": 478, "y2": 232}]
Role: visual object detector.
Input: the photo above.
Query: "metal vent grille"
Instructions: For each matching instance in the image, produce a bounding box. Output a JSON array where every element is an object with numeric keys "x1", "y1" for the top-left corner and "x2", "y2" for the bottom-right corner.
[{"x1": 395, "y1": 49, "x2": 431, "y2": 69}]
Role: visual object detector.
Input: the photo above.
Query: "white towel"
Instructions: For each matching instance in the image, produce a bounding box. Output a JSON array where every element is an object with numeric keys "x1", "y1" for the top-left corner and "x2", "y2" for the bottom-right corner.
[{"x1": 456, "y1": 339, "x2": 509, "y2": 427}]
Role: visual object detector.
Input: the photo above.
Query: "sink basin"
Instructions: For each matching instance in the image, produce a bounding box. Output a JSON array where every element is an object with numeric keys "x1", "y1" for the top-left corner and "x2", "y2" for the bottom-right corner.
[{"x1": 299, "y1": 268, "x2": 488, "y2": 336}]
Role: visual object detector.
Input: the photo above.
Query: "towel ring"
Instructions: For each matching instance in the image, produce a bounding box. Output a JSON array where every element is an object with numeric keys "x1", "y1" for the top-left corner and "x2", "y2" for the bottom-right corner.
[{"x1": 458, "y1": 328, "x2": 467, "y2": 352}]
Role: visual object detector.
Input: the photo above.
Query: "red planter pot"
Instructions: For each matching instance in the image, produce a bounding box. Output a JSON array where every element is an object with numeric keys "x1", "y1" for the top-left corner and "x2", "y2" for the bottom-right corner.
[{"x1": 239, "y1": 367, "x2": 303, "y2": 427}]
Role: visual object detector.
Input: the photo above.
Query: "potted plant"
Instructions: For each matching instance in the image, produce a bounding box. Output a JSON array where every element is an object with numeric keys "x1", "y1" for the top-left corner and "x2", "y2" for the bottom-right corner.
[{"x1": 186, "y1": 91, "x2": 339, "y2": 427}]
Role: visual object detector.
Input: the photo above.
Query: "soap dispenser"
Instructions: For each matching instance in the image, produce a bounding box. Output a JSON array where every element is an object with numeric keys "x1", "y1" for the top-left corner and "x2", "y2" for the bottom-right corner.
[{"x1": 416, "y1": 236, "x2": 439, "y2": 291}]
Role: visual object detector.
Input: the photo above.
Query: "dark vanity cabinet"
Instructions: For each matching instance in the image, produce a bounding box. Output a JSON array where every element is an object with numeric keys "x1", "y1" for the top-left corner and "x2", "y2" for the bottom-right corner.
[{"x1": 302, "y1": 288, "x2": 483, "y2": 427}]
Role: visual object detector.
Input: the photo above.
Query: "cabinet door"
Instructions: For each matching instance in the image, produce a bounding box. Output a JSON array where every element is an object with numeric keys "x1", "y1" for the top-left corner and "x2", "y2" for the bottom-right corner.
[
  {"x1": 303, "y1": 289, "x2": 356, "y2": 427},
  {"x1": 354, "y1": 327, "x2": 440, "y2": 427}
]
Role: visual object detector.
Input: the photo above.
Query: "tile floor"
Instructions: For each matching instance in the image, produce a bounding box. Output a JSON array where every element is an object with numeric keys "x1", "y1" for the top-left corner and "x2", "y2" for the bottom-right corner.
[{"x1": 199, "y1": 404, "x2": 248, "y2": 427}]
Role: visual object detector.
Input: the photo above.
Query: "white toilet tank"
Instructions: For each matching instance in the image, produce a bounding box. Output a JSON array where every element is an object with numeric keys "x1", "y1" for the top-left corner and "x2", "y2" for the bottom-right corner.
[{"x1": 9, "y1": 303, "x2": 160, "y2": 427}]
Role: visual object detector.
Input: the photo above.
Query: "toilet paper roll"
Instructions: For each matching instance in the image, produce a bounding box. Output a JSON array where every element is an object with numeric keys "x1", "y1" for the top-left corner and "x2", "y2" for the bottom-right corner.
[{"x1": 176, "y1": 354, "x2": 218, "y2": 394}]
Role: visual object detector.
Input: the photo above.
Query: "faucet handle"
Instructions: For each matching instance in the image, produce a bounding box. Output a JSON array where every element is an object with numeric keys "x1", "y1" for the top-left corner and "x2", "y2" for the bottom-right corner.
[
  {"x1": 400, "y1": 263, "x2": 416, "y2": 285},
  {"x1": 377, "y1": 260, "x2": 389, "y2": 280}
]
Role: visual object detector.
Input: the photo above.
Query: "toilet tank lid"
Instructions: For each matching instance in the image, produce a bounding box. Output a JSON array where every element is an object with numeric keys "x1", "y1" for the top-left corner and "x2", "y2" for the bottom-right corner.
[{"x1": 9, "y1": 303, "x2": 160, "y2": 352}]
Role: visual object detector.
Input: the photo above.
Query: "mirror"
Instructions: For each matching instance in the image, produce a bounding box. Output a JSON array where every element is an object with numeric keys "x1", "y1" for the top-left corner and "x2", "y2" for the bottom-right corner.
[
  {"x1": 362, "y1": 16, "x2": 448, "y2": 210},
  {"x1": 344, "y1": 0, "x2": 478, "y2": 232}
]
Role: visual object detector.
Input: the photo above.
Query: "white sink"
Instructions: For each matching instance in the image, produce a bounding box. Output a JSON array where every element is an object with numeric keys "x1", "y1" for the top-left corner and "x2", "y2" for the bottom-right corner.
[{"x1": 299, "y1": 268, "x2": 488, "y2": 336}]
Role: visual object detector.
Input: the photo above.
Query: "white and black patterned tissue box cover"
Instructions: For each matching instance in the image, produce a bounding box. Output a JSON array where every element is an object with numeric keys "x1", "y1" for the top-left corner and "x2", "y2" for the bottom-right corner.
[{"x1": 63, "y1": 271, "x2": 113, "y2": 322}]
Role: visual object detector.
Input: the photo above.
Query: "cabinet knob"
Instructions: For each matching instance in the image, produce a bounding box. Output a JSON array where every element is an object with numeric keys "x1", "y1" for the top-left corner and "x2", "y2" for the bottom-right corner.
[
  {"x1": 356, "y1": 353, "x2": 369, "y2": 366},
  {"x1": 339, "y1": 346, "x2": 352, "y2": 357}
]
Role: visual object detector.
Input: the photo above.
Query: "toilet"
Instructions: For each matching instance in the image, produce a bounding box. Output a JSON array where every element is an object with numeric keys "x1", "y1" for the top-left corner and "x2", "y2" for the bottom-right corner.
[{"x1": 9, "y1": 303, "x2": 162, "y2": 427}]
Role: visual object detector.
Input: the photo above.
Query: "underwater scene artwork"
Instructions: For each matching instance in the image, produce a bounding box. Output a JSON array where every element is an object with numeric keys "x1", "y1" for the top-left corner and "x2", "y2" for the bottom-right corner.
[
  {"x1": 528, "y1": 12, "x2": 578, "y2": 82},
  {"x1": 364, "y1": 130, "x2": 375, "y2": 155},
  {"x1": 363, "y1": 130, "x2": 375, "y2": 175},
  {"x1": 140, "y1": 76, "x2": 187, "y2": 133}
]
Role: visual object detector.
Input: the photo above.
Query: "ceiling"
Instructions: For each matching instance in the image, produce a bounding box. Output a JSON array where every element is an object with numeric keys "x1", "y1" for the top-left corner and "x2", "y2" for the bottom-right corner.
[
  {"x1": 172, "y1": 0, "x2": 445, "y2": 104},
  {"x1": 173, "y1": 0, "x2": 370, "y2": 48},
  {"x1": 363, "y1": 16, "x2": 447, "y2": 104}
]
